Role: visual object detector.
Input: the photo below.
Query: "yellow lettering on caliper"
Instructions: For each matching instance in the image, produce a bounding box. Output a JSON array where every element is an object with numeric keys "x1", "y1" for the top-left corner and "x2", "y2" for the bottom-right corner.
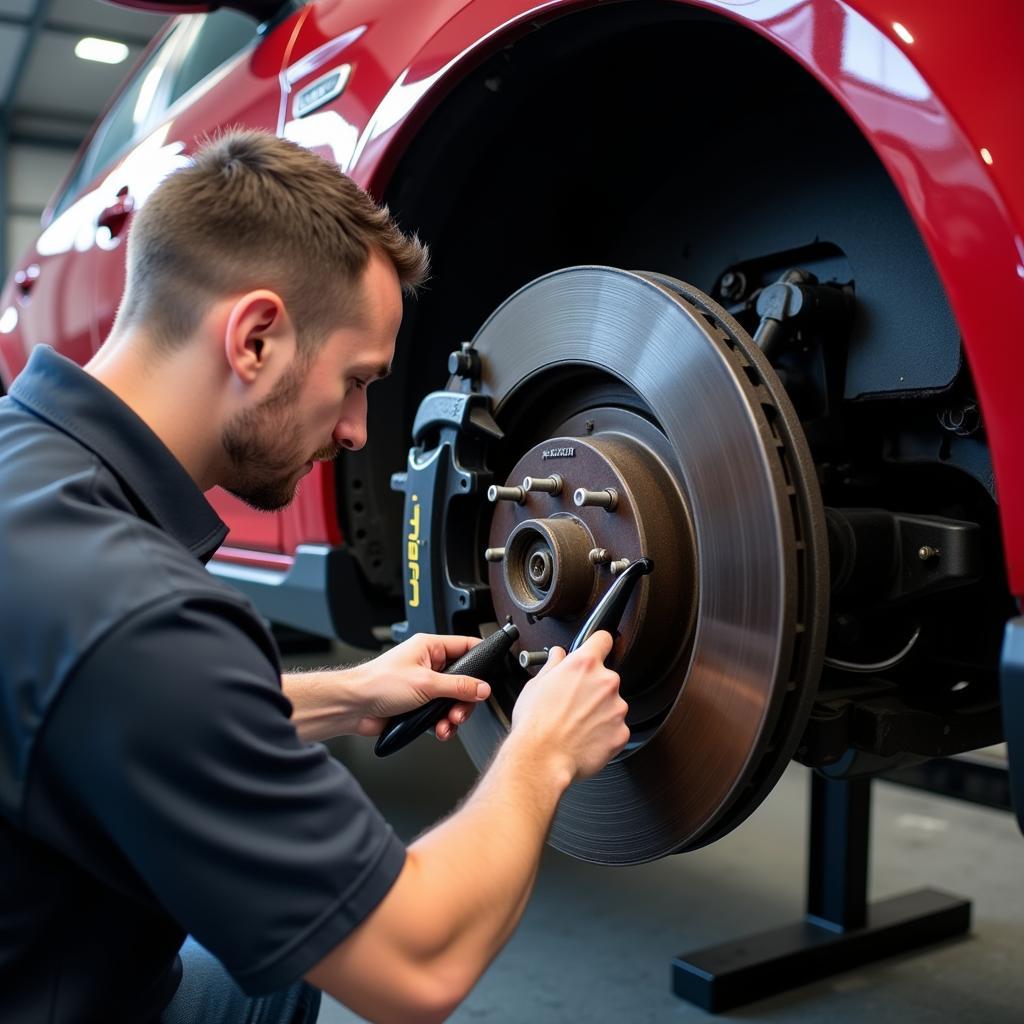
[{"x1": 407, "y1": 495, "x2": 421, "y2": 608}]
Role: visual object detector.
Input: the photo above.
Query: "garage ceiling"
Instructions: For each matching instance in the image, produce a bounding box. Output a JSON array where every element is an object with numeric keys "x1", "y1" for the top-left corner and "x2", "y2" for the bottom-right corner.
[{"x1": 0, "y1": 0, "x2": 169, "y2": 147}]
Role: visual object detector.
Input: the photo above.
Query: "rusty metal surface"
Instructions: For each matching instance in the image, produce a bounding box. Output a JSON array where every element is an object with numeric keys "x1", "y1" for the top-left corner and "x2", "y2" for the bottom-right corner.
[
  {"x1": 486, "y1": 423, "x2": 695, "y2": 707},
  {"x1": 456, "y1": 267, "x2": 827, "y2": 863}
]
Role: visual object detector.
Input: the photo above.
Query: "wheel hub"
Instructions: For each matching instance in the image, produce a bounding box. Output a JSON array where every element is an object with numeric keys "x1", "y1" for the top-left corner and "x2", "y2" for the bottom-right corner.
[{"x1": 487, "y1": 421, "x2": 697, "y2": 703}]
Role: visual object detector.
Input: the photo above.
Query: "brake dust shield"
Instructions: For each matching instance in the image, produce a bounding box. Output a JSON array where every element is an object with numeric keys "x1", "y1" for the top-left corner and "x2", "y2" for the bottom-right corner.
[{"x1": 413, "y1": 267, "x2": 828, "y2": 864}]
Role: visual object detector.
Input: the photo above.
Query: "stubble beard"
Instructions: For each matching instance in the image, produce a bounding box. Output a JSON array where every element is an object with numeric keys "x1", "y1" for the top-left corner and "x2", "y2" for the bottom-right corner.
[{"x1": 221, "y1": 360, "x2": 341, "y2": 512}]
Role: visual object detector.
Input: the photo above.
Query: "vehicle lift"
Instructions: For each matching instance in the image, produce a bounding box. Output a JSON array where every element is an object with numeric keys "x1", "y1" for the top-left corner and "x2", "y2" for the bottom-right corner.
[{"x1": 671, "y1": 772, "x2": 971, "y2": 1012}]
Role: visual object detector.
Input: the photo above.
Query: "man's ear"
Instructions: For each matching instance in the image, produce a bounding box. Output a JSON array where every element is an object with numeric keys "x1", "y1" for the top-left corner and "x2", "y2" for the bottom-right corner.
[{"x1": 223, "y1": 290, "x2": 295, "y2": 385}]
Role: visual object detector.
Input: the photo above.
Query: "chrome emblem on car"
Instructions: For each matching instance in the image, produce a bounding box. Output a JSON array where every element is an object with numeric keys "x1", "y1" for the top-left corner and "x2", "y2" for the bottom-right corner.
[{"x1": 293, "y1": 65, "x2": 351, "y2": 119}]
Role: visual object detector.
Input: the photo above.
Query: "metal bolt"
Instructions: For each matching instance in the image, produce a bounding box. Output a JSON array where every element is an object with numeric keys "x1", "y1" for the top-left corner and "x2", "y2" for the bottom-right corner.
[
  {"x1": 588, "y1": 547, "x2": 610, "y2": 565},
  {"x1": 918, "y1": 545, "x2": 939, "y2": 561},
  {"x1": 447, "y1": 343, "x2": 479, "y2": 379},
  {"x1": 488, "y1": 485, "x2": 525, "y2": 504},
  {"x1": 522, "y1": 474, "x2": 563, "y2": 496},
  {"x1": 518, "y1": 649, "x2": 549, "y2": 669},
  {"x1": 609, "y1": 558, "x2": 631, "y2": 575},
  {"x1": 573, "y1": 487, "x2": 618, "y2": 511},
  {"x1": 484, "y1": 547, "x2": 505, "y2": 562},
  {"x1": 720, "y1": 270, "x2": 747, "y2": 302}
]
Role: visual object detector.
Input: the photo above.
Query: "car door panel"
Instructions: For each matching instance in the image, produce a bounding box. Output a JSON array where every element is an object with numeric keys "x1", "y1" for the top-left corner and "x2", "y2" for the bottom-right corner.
[{"x1": 90, "y1": 11, "x2": 306, "y2": 553}]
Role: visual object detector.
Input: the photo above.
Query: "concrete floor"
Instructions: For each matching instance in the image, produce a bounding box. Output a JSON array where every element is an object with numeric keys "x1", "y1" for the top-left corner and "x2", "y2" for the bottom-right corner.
[{"x1": 287, "y1": 648, "x2": 1024, "y2": 1024}]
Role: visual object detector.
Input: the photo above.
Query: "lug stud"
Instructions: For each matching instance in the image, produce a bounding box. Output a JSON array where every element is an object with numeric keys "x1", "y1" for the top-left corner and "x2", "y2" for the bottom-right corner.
[
  {"x1": 484, "y1": 547, "x2": 505, "y2": 562},
  {"x1": 518, "y1": 649, "x2": 550, "y2": 669},
  {"x1": 588, "y1": 548, "x2": 610, "y2": 565},
  {"x1": 522, "y1": 474, "x2": 563, "y2": 496},
  {"x1": 609, "y1": 558, "x2": 631, "y2": 575},
  {"x1": 488, "y1": 485, "x2": 526, "y2": 504},
  {"x1": 573, "y1": 487, "x2": 618, "y2": 511}
]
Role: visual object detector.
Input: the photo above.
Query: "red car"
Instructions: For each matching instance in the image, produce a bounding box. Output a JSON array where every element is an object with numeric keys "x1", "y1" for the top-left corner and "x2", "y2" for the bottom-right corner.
[{"x1": 2, "y1": 0, "x2": 1023, "y2": 865}]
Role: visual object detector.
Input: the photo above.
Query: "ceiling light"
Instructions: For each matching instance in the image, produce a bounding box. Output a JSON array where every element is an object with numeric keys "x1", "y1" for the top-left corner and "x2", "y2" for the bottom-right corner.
[{"x1": 75, "y1": 37, "x2": 129, "y2": 65}]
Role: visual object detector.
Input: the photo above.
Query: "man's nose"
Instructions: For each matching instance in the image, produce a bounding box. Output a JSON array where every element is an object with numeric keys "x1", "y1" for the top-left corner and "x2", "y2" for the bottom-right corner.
[{"x1": 333, "y1": 412, "x2": 367, "y2": 452}]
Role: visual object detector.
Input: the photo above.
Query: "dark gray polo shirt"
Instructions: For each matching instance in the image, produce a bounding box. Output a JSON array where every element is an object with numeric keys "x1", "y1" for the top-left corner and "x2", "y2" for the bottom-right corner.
[{"x1": 0, "y1": 346, "x2": 406, "y2": 1022}]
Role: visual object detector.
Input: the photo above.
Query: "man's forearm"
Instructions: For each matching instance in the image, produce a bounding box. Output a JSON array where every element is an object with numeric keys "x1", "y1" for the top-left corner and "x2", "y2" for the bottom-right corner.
[
  {"x1": 307, "y1": 729, "x2": 571, "y2": 1021},
  {"x1": 282, "y1": 668, "x2": 364, "y2": 742},
  {"x1": 407, "y1": 729, "x2": 570, "y2": 975}
]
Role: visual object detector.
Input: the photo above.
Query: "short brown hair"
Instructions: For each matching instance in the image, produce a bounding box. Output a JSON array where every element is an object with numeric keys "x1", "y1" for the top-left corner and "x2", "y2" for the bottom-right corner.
[{"x1": 116, "y1": 129, "x2": 428, "y2": 352}]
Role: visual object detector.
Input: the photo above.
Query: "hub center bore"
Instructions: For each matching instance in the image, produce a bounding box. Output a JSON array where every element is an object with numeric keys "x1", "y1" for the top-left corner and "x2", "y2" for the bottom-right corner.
[
  {"x1": 502, "y1": 515, "x2": 595, "y2": 618},
  {"x1": 528, "y1": 550, "x2": 551, "y2": 587}
]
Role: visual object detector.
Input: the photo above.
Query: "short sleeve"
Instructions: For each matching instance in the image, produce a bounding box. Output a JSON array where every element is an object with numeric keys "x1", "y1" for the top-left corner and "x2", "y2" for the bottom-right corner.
[{"x1": 34, "y1": 593, "x2": 406, "y2": 994}]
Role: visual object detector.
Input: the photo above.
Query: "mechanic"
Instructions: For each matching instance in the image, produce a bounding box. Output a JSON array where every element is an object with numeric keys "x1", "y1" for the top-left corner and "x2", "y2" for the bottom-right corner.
[{"x1": 0, "y1": 130, "x2": 630, "y2": 1023}]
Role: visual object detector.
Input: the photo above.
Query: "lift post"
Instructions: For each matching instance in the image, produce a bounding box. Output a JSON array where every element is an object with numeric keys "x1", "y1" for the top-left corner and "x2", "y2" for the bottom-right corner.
[{"x1": 671, "y1": 773, "x2": 972, "y2": 1013}]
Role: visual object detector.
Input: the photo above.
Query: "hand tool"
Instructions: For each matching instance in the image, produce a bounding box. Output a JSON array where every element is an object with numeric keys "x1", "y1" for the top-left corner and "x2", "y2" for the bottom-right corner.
[
  {"x1": 375, "y1": 622, "x2": 519, "y2": 756},
  {"x1": 568, "y1": 557, "x2": 653, "y2": 652},
  {"x1": 375, "y1": 557, "x2": 654, "y2": 757}
]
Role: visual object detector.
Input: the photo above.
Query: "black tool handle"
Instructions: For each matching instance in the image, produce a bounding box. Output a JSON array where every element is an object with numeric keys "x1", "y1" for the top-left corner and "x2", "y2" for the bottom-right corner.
[
  {"x1": 375, "y1": 623, "x2": 519, "y2": 757},
  {"x1": 569, "y1": 558, "x2": 654, "y2": 652}
]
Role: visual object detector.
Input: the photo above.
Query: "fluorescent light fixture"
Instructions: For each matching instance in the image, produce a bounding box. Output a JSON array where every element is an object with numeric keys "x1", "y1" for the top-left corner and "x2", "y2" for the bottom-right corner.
[
  {"x1": 75, "y1": 37, "x2": 129, "y2": 65},
  {"x1": 980, "y1": 147, "x2": 994, "y2": 166}
]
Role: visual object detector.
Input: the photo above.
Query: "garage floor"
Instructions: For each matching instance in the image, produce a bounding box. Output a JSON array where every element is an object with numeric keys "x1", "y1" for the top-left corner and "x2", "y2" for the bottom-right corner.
[{"x1": 286, "y1": 647, "x2": 1024, "y2": 1024}]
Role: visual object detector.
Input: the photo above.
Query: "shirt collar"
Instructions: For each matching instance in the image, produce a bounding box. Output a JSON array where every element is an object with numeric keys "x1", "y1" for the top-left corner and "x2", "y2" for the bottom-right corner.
[{"x1": 10, "y1": 345, "x2": 228, "y2": 562}]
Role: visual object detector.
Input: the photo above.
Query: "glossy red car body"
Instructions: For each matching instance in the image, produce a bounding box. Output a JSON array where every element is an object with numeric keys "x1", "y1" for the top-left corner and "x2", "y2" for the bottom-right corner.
[{"x1": 1, "y1": 0, "x2": 1021, "y2": 604}]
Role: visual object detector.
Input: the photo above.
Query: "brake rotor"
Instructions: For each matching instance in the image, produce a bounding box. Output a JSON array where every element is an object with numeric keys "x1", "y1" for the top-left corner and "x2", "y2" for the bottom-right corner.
[{"x1": 454, "y1": 267, "x2": 828, "y2": 864}]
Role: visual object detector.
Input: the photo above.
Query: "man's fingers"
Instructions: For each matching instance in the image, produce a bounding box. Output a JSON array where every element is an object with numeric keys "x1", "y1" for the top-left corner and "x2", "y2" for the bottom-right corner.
[
  {"x1": 537, "y1": 646, "x2": 566, "y2": 677},
  {"x1": 426, "y1": 633, "x2": 482, "y2": 670},
  {"x1": 431, "y1": 672, "x2": 490, "y2": 702},
  {"x1": 448, "y1": 701, "x2": 474, "y2": 725},
  {"x1": 436, "y1": 701, "x2": 475, "y2": 740},
  {"x1": 580, "y1": 630, "x2": 614, "y2": 660}
]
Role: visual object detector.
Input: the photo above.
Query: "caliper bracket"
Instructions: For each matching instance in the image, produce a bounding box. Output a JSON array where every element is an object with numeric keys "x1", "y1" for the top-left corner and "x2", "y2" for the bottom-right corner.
[{"x1": 390, "y1": 389, "x2": 502, "y2": 639}]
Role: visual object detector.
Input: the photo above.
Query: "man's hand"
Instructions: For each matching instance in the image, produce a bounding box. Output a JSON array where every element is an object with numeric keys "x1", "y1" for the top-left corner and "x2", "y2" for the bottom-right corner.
[
  {"x1": 283, "y1": 634, "x2": 489, "y2": 743},
  {"x1": 347, "y1": 633, "x2": 489, "y2": 740},
  {"x1": 510, "y1": 631, "x2": 629, "y2": 782}
]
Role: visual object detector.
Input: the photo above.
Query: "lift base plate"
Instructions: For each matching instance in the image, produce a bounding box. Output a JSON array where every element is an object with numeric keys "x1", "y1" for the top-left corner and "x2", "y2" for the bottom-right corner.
[{"x1": 672, "y1": 888, "x2": 970, "y2": 1012}]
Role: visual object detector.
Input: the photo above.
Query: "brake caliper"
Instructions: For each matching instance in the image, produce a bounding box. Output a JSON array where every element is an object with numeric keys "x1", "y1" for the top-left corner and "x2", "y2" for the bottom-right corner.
[{"x1": 390, "y1": 386, "x2": 501, "y2": 640}]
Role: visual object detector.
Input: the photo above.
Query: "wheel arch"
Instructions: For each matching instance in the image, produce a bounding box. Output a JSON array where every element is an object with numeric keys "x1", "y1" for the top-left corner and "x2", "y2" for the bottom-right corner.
[
  {"x1": 343, "y1": 0, "x2": 1024, "y2": 598},
  {"x1": 340, "y1": 0, "x2": 1020, "y2": 597}
]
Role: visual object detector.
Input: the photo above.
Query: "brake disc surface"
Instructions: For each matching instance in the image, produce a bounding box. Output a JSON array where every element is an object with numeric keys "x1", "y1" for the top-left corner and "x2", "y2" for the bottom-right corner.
[{"x1": 448, "y1": 267, "x2": 828, "y2": 863}]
